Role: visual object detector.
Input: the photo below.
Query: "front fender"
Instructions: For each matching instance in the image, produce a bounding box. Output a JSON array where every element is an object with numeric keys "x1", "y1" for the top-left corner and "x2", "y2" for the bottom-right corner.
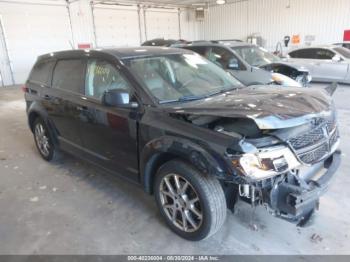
[{"x1": 140, "y1": 135, "x2": 230, "y2": 193}]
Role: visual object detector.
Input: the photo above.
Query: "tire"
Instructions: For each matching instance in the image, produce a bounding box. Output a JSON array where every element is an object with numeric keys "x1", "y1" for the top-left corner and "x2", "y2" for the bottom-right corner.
[
  {"x1": 33, "y1": 118, "x2": 59, "y2": 161},
  {"x1": 154, "y1": 159, "x2": 227, "y2": 241}
]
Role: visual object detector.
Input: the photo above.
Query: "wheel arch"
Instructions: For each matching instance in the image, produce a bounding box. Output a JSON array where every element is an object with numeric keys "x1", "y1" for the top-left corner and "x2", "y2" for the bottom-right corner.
[
  {"x1": 27, "y1": 102, "x2": 48, "y2": 131},
  {"x1": 27, "y1": 103, "x2": 58, "y2": 145},
  {"x1": 28, "y1": 111, "x2": 41, "y2": 132},
  {"x1": 140, "y1": 136, "x2": 228, "y2": 194}
]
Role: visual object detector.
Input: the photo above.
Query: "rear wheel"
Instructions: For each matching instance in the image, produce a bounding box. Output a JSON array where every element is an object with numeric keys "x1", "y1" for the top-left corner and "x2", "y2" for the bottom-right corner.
[
  {"x1": 33, "y1": 118, "x2": 58, "y2": 161},
  {"x1": 154, "y1": 160, "x2": 227, "y2": 241}
]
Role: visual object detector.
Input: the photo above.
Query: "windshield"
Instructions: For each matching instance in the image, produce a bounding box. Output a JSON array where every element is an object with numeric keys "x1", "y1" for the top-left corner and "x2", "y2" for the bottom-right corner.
[
  {"x1": 334, "y1": 47, "x2": 350, "y2": 59},
  {"x1": 233, "y1": 46, "x2": 280, "y2": 66},
  {"x1": 124, "y1": 53, "x2": 243, "y2": 103}
]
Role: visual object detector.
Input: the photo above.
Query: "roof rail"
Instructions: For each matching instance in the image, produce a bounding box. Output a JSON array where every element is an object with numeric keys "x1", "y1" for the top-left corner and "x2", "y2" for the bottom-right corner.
[
  {"x1": 182, "y1": 40, "x2": 223, "y2": 45},
  {"x1": 214, "y1": 39, "x2": 243, "y2": 42},
  {"x1": 186, "y1": 40, "x2": 212, "y2": 44}
]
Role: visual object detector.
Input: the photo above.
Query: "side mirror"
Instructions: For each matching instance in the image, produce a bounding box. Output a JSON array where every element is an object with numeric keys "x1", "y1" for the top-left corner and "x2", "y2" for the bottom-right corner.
[
  {"x1": 227, "y1": 58, "x2": 240, "y2": 70},
  {"x1": 332, "y1": 55, "x2": 342, "y2": 62},
  {"x1": 102, "y1": 89, "x2": 138, "y2": 108}
]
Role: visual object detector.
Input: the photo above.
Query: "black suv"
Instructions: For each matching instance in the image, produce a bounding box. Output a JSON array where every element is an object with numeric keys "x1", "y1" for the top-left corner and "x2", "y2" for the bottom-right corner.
[{"x1": 24, "y1": 47, "x2": 341, "y2": 241}]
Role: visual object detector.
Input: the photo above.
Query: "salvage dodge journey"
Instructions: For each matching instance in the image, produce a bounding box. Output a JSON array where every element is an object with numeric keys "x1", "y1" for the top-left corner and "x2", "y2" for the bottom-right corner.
[{"x1": 24, "y1": 47, "x2": 341, "y2": 241}]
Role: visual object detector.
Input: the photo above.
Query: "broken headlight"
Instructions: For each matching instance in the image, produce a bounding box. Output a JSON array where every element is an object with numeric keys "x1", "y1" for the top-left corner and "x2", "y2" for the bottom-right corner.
[
  {"x1": 233, "y1": 146, "x2": 300, "y2": 180},
  {"x1": 271, "y1": 73, "x2": 302, "y2": 87}
]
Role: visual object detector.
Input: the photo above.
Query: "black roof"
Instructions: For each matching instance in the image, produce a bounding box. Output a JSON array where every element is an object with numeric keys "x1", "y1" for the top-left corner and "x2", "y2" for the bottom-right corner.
[
  {"x1": 173, "y1": 40, "x2": 252, "y2": 49},
  {"x1": 103, "y1": 46, "x2": 191, "y2": 58},
  {"x1": 38, "y1": 46, "x2": 192, "y2": 61}
]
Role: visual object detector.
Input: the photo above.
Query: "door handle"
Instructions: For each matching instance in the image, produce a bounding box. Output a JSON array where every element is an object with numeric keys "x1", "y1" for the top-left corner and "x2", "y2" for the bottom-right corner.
[{"x1": 76, "y1": 105, "x2": 88, "y2": 111}]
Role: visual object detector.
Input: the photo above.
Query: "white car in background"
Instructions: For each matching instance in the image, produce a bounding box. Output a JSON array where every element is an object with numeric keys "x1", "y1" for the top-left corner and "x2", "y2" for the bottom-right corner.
[
  {"x1": 286, "y1": 45, "x2": 350, "y2": 84},
  {"x1": 333, "y1": 41, "x2": 350, "y2": 50}
]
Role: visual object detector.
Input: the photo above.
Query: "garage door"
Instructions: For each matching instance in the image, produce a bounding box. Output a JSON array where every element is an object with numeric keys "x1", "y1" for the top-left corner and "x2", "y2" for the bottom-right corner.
[
  {"x1": 145, "y1": 9, "x2": 180, "y2": 40},
  {"x1": 93, "y1": 5, "x2": 140, "y2": 48},
  {"x1": 0, "y1": 2, "x2": 73, "y2": 84}
]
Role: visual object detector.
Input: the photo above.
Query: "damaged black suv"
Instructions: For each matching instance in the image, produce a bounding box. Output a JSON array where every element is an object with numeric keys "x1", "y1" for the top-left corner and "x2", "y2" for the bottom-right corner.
[{"x1": 24, "y1": 47, "x2": 341, "y2": 241}]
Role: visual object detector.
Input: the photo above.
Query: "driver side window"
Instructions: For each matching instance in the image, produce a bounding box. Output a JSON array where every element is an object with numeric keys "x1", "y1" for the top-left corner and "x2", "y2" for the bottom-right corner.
[
  {"x1": 85, "y1": 59, "x2": 131, "y2": 99},
  {"x1": 210, "y1": 47, "x2": 243, "y2": 70}
]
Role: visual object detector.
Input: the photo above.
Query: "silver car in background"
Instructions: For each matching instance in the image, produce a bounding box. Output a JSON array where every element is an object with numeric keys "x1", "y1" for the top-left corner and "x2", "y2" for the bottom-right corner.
[
  {"x1": 173, "y1": 41, "x2": 311, "y2": 87},
  {"x1": 333, "y1": 42, "x2": 350, "y2": 50},
  {"x1": 287, "y1": 45, "x2": 350, "y2": 84}
]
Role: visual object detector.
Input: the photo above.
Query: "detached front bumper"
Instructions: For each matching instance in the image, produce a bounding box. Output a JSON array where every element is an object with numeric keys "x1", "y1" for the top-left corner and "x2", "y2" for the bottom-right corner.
[{"x1": 267, "y1": 150, "x2": 341, "y2": 226}]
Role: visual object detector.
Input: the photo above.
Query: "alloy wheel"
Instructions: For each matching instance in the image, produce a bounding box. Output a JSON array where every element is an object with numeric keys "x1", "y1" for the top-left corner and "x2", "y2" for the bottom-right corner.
[
  {"x1": 159, "y1": 173, "x2": 203, "y2": 233},
  {"x1": 34, "y1": 123, "x2": 50, "y2": 157}
]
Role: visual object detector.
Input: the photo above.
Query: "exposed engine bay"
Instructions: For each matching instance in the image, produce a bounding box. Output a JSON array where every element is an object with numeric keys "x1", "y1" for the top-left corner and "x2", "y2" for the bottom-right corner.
[
  {"x1": 260, "y1": 63, "x2": 312, "y2": 87},
  {"x1": 170, "y1": 110, "x2": 340, "y2": 227},
  {"x1": 181, "y1": 114, "x2": 262, "y2": 138}
]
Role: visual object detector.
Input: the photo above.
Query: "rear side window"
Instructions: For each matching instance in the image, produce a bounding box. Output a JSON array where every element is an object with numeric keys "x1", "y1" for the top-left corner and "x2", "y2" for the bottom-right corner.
[
  {"x1": 52, "y1": 59, "x2": 85, "y2": 93},
  {"x1": 315, "y1": 49, "x2": 335, "y2": 59},
  {"x1": 29, "y1": 61, "x2": 55, "y2": 86},
  {"x1": 210, "y1": 47, "x2": 245, "y2": 70}
]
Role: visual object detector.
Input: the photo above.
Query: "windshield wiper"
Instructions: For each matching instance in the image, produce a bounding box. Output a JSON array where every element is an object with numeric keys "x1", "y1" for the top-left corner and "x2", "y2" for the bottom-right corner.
[
  {"x1": 205, "y1": 86, "x2": 238, "y2": 97},
  {"x1": 159, "y1": 86, "x2": 239, "y2": 104},
  {"x1": 159, "y1": 95, "x2": 205, "y2": 104}
]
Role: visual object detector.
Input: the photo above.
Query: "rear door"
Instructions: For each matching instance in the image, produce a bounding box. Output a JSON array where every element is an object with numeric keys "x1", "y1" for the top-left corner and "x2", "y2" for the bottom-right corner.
[
  {"x1": 78, "y1": 58, "x2": 139, "y2": 181},
  {"x1": 48, "y1": 59, "x2": 86, "y2": 147}
]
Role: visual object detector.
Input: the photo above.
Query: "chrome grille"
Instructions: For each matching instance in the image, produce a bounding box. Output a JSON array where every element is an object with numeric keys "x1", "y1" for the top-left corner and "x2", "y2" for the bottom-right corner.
[
  {"x1": 288, "y1": 116, "x2": 338, "y2": 165},
  {"x1": 329, "y1": 128, "x2": 339, "y2": 148},
  {"x1": 288, "y1": 127, "x2": 324, "y2": 150},
  {"x1": 298, "y1": 143, "x2": 329, "y2": 164}
]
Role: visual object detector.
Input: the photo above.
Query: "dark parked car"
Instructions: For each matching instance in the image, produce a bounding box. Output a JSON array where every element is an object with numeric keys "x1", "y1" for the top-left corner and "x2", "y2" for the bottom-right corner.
[
  {"x1": 141, "y1": 38, "x2": 187, "y2": 47},
  {"x1": 24, "y1": 47, "x2": 340, "y2": 241},
  {"x1": 174, "y1": 41, "x2": 312, "y2": 87}
]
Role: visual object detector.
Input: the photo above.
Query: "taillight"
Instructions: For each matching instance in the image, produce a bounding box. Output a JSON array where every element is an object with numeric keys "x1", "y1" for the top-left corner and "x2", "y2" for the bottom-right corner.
[{"x1": 21, "y1": 85, "x2": 29, "y2": 93}]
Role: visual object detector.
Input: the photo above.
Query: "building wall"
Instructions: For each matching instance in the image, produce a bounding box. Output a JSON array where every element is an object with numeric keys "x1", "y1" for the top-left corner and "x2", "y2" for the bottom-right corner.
[
  {"x1": 202, "y1": 0, "x2": 350, "y2": 51},
  {"x1": 0, "y1": 0, "x2": 201, "y2": 86},
  {"x1": 1, "y1": 0, "x2": 350, "y2": 86},
  {"x1": 0, "y1": 0, "x2": 73, "y2": 85}
]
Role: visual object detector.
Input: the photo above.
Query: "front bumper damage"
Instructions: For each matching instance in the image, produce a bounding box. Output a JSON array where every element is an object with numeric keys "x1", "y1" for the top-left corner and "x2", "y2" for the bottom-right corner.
[{"x1": 266, "y1": 150, "x2": 341, "y2": 226}]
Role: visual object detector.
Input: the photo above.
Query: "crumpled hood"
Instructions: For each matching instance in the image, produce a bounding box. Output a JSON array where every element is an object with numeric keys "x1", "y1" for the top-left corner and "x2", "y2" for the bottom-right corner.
[
  {"x1": 267, "y1": 60, "x2": 310, "y2": 72},
  {"x1": 164, "y1": 86, "x2": 333, "y2": 129}
]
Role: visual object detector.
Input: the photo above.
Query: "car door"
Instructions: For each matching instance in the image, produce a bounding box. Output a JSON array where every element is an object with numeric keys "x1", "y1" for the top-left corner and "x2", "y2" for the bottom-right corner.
[
  {"x1": 313, "y1": 48, "x2": 348, "y2": 81},
  {"x1": 47, "y1": 59, "x2": 86, "y2": 147},
  {"x1": 288, "y1": 48, "x2": 321, "y2": 78},
  {"x1": 77, "y1": 58, "x2": 139, "y2": 181}
]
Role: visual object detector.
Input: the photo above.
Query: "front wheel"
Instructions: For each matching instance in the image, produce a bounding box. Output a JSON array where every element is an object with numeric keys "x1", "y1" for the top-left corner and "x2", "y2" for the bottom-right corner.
[{"x1": 154, "y1": 160, "x2": 227, "y2": 241}]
